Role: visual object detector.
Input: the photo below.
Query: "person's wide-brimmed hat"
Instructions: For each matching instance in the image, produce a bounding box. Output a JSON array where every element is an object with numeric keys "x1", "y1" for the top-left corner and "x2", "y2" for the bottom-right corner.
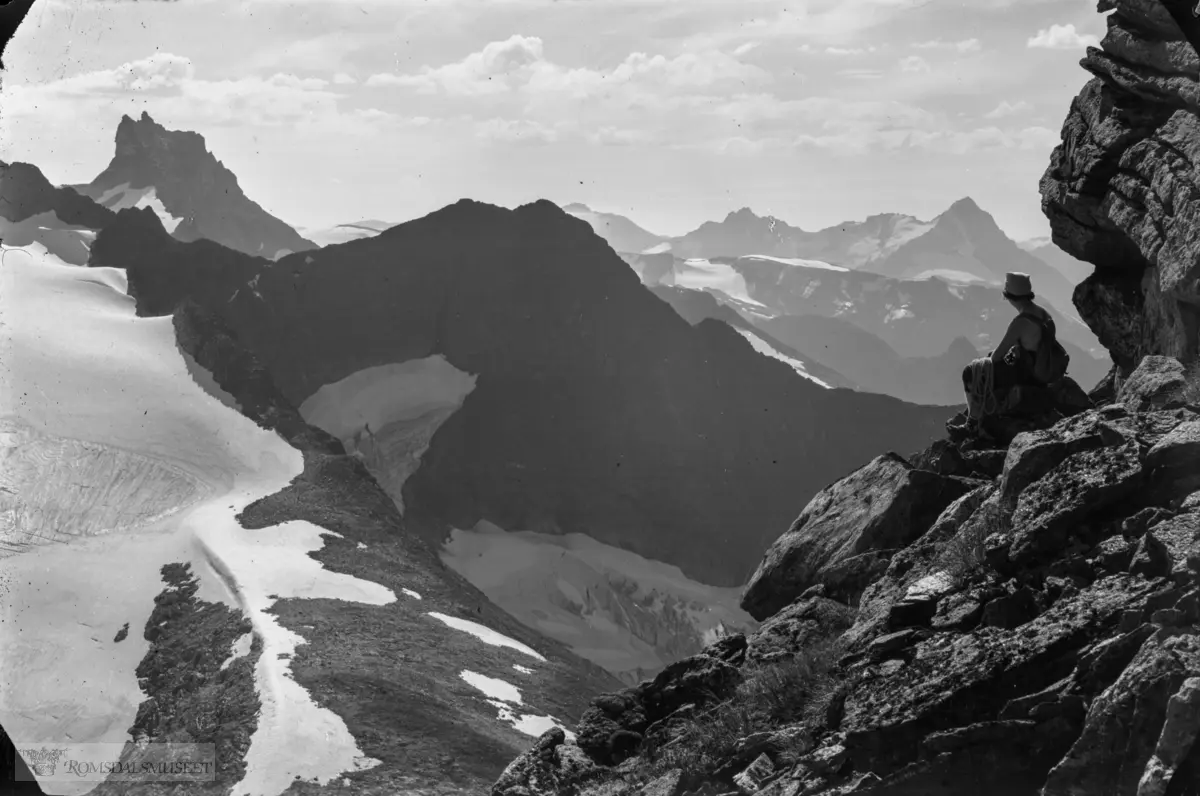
[{"x1": 1003, "y1": 272, "x2": 1034, "y2": 301}]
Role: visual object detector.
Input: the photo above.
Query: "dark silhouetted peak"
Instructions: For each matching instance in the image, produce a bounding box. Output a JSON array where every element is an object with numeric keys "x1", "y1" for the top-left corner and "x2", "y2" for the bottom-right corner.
[
  {"x1": 81, "y1": 115, "x2": 315, "y2": 258},
  {"x1": 945, "y1": 335, "x2": 981, "y2": 361},
  {"x1": 0, "y1": 160, "x2": 115, "y2": 227}
]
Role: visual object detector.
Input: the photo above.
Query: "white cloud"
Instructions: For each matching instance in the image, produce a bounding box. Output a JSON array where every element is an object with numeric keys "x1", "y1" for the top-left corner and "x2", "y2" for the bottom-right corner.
[
  {"x1": 913, "y1": 38, "x2": 982, "y2": 53},
  {"x1": 899, "y1": 55, "x2": 931, "y2": 73},
  {"x1": 2, "y1": 53, "x2": 404, "y2": 137},
  {"x1": 476, "y1": 117, "x2": 565, "y2": 144},
  {"x1": 332, "y1": 72, "x2": 357, "y2": 85},
  {"x1": 366, "y1": 35, "x2": 770, "y2": 102},
  {"x1": 1027, "y1": 24, "x2": 1100, "y2": 50},
  {"x1": 984, "y1": 99, "x2": 1033, "y2": 119},
  {"x1": 824, "y1": 46, "x2": 876, "y2": 56}
]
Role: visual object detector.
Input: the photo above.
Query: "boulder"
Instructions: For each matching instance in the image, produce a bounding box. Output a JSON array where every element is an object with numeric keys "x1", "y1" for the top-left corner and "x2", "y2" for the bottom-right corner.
[
  {"x1": 840, "y1": 575, "x2": 1162, "y2": 776},
  {"x1": 1145, "y1": 421, "x2": 1200, "y2": 472},
  {"x1": 745, "y1": 597, "x2": 856, "y2": 664},
  {"x1": 1138, "y1": 677, "x2": 1200, "y2": 796},
  {"x1": 733, "y1": 753, "x2": 775, "y2": 793},
  {"x1": 1042, "y1": 633, "x2": 1200, "y2": 796},
  {"x1": 1007, "y1": 444, "x2": 1144, "y2": 568},
  {"x1": 741, "y1": 454, "x2": 977, "y2": 621},
  {"x1": 998, "y1": 413, "x2": 1110, "y2": 512},
  {"x1": 1119, "y1": 357, "x2": 1190, "y2": 413},
  {"x1": 639, "y1": 769, "x2": 684, "y2": 796},
  {"x1": 1143, "y1": 513, "x2": 1200, "y2": 584},
  {"x1": 1131, "y1": 532, "x2": 1175, "y2": 580}
]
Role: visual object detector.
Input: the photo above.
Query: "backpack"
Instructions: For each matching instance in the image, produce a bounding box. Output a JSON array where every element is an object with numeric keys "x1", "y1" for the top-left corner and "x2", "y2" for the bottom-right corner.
[{"x1": 1020, "y1": 312, "x2": 1070, "y2": 385}]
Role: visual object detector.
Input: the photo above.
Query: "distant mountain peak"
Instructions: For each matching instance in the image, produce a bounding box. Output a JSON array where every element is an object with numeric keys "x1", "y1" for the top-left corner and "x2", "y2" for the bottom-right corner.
[
  {"x1": 80, "y1": 115, "x2": 315, "y2": 259},
  {"x1": 562, "y1": 202, "x2": 592, "y2": 213}
]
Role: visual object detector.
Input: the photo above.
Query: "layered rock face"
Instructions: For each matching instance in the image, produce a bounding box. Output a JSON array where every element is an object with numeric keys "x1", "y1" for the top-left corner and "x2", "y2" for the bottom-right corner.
[
  {"x1": 491, "y1": 354, "x2": 1200, "y2": 796},
  {"x1": 1040, "y1": 0, "x2": 1200, "y2": 375}
]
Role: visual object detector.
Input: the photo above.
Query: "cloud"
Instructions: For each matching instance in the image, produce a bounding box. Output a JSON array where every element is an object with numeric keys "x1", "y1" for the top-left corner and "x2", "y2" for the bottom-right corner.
[
  {"x1": 913, "y1": 38, "x2": 982, "y2": 53},
  {"x1": 476, "y1": 117, "x2": 565, "y2": 144},
  {"x1": 332, "y1": 72, "x2": 357, "y2": 85},
  {"x1": 2, "y1": 53, "x2": 405, "y2": 137},
  {"x1": 366, "y1": 35, "x2": 770, "y2": 99},
  {"x1": 984, "y1": 99, "x2": 1033, "y2": 119},
  {"x1": 899, "y1": 55, "x2": 931, "y2": 73},
  {"x1": 1027, "y1": 24, "x2": 1100, "y2": 50},
  {"x1": 824, "y1": 46, "x2": 876, "y2": 56}
]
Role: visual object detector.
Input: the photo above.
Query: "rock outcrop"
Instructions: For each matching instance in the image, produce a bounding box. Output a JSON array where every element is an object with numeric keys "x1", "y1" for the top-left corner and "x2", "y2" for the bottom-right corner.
[
  {"x1": 490, "y1": 355, "x2": 1200, "y2": 796},
  {"x1": 1040, "y1": 0, "x2": 1200, "y2": 374}
]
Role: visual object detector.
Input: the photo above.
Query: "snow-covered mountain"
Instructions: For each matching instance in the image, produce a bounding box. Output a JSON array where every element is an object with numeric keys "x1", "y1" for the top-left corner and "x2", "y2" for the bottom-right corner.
[
  {"x1": 561, "y1": 202, "x2": 665, "y2": 254},
  {"x1": 657, "y1": 200, "x2": 1081, "y2": 321},
  {"x1": 72, "y1": 112, "x2": 316, "y2": 260},
  {"x1": 624, "y1": 249, "x2": 1112, "y2": 394}
]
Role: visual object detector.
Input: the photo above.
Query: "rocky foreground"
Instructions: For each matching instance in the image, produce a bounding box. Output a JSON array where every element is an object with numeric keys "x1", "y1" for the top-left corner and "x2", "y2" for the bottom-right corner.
[{"x1": 490, "y1": 354, "x2": 1200, "y2": 796}]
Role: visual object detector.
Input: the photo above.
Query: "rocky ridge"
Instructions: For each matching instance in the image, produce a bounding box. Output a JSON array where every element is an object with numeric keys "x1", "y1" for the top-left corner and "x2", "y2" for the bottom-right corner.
[
  {"x1": 490, "y1": 352, "x2": 1200, "y2": 796},
  {"x1": 493, "y1": 4, "x2": 1200, "y2": 789}
]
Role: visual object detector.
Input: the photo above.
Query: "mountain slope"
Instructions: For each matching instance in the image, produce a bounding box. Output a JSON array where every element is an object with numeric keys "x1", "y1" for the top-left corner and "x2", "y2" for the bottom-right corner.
[
  {"x1": 664, "y1": 201, "x2": 1082, "y2": 322},
  {"x1": 75, "y1": 112, "x2": 316, "y2": 260},
  {"x1": 863, "y1": 197, "x2": 1080, "y2": 318},
  {"x1": 647, "y1": 285, "x2": 857, "y2": 390},
  {"x1": 562, "y1": 203, "x2": 665, "y2": 254},
  {"x1": 1022, "y1": 239, "x2": 1094, "y2": 285},
  {"x1": 89, "y1": 200, "x2": 952, "y2": 593},
  {"x1": 1, "y1": 242, "x2": 620, "y2": 796},
  {"x1": 0, "y1": 161, "x2": 114, "y2": 266},
  {"x1": 301, "y1": 219, "x2": 396, "y2": 248},
  {"x1": 759, "y1": 313, "x2": 977, "y2": 406}
]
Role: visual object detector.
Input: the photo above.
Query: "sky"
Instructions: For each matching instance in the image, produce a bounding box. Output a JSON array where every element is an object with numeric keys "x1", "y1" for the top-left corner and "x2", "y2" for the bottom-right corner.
[{"x1": 0, "y1": 0, "x2": 1109, "y2": 240}]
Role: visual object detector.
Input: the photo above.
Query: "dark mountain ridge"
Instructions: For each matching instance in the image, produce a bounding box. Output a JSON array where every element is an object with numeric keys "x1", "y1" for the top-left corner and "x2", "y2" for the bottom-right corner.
[{"x1": 90, "y1": 198, "x2": 951, "y2": 588}]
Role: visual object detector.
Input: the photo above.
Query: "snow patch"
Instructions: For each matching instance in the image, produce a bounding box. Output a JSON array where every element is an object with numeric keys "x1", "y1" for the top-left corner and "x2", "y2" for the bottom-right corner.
[
  {"x1": 299, "y1": 357, "x2": 477, "y2": 515},
  {"x1": 460, "y1": 670, "x2": 523, "y2": 704},
  {"x1": 440, "y1": 522, "x2": 756, "y2": 683},
  {"x1": 95, "y1": 183, "x2": 184, "y2": 233},
  {"x1": 356, "y1": 542, "x2": 368, "y2": 550},
  {"x1": 220, "y1": 633, "x2": 254, "y2": 671},
  {"x1": 739, "y1": 254, "x2": 848, "y2": 272},
  {"x1": 0, "y1": 212, "x2": 96, "y2": 266},
  {"x1": 641, "y1": 241, "x2": 672, "y2": 254},
  {"x1": 426, "y1": 612, "x2": 546, "y2": 661},
  {"x1": 0, "y1": 244, "x2": 395, "y2": 796},
  {"x1": 734, "y1": 328, "x2": 832, "y2": 389},
  {"x1": 513, "y1": 665, "x2": 533, "y2": 675},
  {"x1": 402, "y1": 588, "x2": 422, "y2": 600},
  {"x1": 673, "y1": 258, "x2": 766, "y2": 308}
]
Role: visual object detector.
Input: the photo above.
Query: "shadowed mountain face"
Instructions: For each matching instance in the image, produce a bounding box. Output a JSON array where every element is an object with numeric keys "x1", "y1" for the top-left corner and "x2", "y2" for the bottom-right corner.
[
  {"x1": 759, "y1": 314, "x2": 978, "y2": 406},
  {"x1": 75, "y1": 112, "x2": 316, "y2": 260},
  {"x1": 647, "y1": 285, "x2": 858, "y2": 391},
  {"x1": 90, "y1": 199, "x2": 952, "y2": 588},
  {"x1": 0, "y1": 161, "x2": 114, "y2": 265},
  {"x1": 0, "y1": 161, "x2": 115, "y2": 228},
  {"x1": 562, "y1": 203, "x2": 665, "y2": 254}
]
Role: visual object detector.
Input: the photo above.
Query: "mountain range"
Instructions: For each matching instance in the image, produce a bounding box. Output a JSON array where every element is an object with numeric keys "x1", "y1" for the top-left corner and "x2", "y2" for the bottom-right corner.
[{"x1": 0, "y1": 106, "x2": 1125, "y2": 796}]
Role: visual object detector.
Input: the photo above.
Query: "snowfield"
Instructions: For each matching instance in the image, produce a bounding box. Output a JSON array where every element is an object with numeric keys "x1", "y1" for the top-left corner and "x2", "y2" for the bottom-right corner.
[
  {"x1": 738, "y1": 254, "x2": 849, "y2": 272},
  {"x1": 94, "y1": 183, "x2": 184, "y2": 233},
  {"x1": 0, "y1": 244, "x2": 397, "y2": 796},
  {"x1": 441, "y1": 521, "x2": 756, "y2": 684},
  {"x1": 734, "y1": 328, "x2": 833, "y2": 389},
  {"x1": 0, "y1": 212, "x2": 97, "y2": 266},
  {"x1": 668, "y1": 258, "x2": 767, "y2": 308},
  {"x1": 298, "y1": 357, "x2": 477, "y2": 513}
]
